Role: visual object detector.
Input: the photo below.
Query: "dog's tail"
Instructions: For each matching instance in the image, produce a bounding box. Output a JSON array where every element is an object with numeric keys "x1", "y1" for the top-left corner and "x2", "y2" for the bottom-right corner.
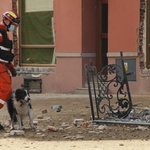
[{"x1": 7, "y1": 98, "x2": 17, "y2": 122}]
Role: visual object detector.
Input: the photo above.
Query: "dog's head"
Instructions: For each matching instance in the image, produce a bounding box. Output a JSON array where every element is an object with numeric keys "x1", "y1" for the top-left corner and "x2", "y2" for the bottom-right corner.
[{"x1": 15, "y1": 89, "x2": 30, "y2": 102}]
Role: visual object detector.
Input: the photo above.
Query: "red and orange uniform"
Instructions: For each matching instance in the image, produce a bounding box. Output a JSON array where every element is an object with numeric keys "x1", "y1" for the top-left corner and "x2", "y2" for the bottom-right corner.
[{"x1": 0, "y1": 11, "x2": 20, "y2": 109}]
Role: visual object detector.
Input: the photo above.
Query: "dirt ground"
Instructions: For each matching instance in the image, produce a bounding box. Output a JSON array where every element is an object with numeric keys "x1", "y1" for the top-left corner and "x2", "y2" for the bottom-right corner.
[{"x1": 0, "y1": 93, "x2": 150, "y2": 149}]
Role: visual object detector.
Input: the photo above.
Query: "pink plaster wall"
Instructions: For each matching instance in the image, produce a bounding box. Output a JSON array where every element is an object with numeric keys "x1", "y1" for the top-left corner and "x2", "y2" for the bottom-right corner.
[
  {"x1": 0, "y1": 0, "x2": 12, "y2": 18},
  {"x1": 54, "y1": 0, "x2": 82, "y2": 53},
  {"x1": 42, "y1": 58, "x2": 83, "y2": 93},
  {"x1": 109, "y1": 0, "x2": 140, "y2": 53},
  {"x1": 0, "y1": 1, "x2": 12, "y2": 38},
  {"x1": 82, "y1": 0, "x2": 97, "y2": 53}
]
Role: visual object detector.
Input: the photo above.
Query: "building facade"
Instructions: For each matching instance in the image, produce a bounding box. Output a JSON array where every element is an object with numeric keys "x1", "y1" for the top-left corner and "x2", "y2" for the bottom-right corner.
[{"x1": 0, "y1": 0, "x2": 149, "y2": 95}]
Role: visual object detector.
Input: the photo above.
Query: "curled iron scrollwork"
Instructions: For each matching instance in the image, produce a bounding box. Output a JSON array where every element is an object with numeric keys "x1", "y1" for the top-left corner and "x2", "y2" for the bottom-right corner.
[{"x1": 86, "y1": 61, "x2": 132, "y2": 120}]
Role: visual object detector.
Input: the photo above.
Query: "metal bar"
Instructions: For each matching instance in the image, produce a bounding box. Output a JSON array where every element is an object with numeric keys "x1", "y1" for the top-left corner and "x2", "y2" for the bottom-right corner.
[
  {"x1": 91, "y1": 67, "x2": 100, "y2": 118},
  {"x1": 120, "y1": 51, "x2": 133, "y2": 111},
  {"x1": 93, "y1": 119, "x2": 150, "y2": 126},
  {"x1": 85, "y1": 65, "x2": 95, "y2": 120}
]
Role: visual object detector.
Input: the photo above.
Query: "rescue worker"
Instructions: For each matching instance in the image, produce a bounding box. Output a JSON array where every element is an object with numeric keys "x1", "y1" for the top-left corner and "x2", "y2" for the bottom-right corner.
[
  {"x1": 0, "y1": 10, "x2": 20, "y2": 129},
  {"x1": 0, "y1": 11, "x2": 20, "y2": 110}
]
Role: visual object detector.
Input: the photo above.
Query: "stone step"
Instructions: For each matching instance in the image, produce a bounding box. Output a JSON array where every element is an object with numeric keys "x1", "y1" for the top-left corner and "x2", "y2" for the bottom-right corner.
[
  {"x1": 73, "y1": 88, "x2": 89, "y2": 95},
  {"x1": 74, "y1": 87, "x2": 103, "y2": 95}
]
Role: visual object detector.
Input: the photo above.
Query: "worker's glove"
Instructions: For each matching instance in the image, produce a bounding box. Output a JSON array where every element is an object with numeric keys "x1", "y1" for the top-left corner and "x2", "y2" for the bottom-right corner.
[{"x1": 10, "y1": 67, "x2": 17, "y2": 77}]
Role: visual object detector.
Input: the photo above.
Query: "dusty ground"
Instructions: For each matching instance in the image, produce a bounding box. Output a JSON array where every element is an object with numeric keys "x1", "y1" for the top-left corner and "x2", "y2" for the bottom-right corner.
[{"x1": 0, "y1": 94, "x2": 150, "y2": 149}]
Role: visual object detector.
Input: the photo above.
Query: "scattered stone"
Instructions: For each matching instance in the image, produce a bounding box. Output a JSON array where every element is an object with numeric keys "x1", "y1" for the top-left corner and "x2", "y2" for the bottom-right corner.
[
  {"x1": 44, "y1": 117, "x2": 52, "y2": 121},
  {"x1": 65, "y1": 126, "x2": 72, "y2": 130},
  {"x1": 37, "y1": 115, "x2": 44, "y2": 119},
  {"x1": 61, "y1": 122, "x2": 70, "y2": 128},
  {"x1": 36, "y1": 132, "x2": 42, "y2": 135},
  {"x1": 82, "y1": 122, "x2": 90, "y2": 128},
  {"x1": 36, "y1": 127, "x2": 46, "y2": 133},
  {"x1": 64, "y1": 135, "x2": 85, "y2": 140},
  {"x1": 64, "y1": 136, "x2": 75, "y2": 139},
  {"x1": 47, "y1": 126, "x2": 58, "y2": 132},
  {"x1": 136, "y1": 126, "x2": 148, "y2": 131},
  {"x1": 144, "y1": 115, "x2": 150, "y2": 122},
  {"x1": 58, "y1": 128, "x2": 64, "y2": 131},
  {"x1": 42, "y1": 109, "x2": 48, "y2": 114},
  {"x1": 9, "y1": 130, "x2": 25, "y2": 136},
  {"x1": 42, "y1": 134, "x2": 46, "y2": 137},
  {"x1": 88, "y1": 130, "x2": 100, "y2": 134},
  {"x1": 88, "y1": 124, "x2": 99, "y2": 128},
  {"x1": 51, "y1": 105, "x2": 62, "y2": 112},
  {"x1": 75, "y1": 135, "x2": 84, "y2": 139},
  {"x1": 88, "y1": 131, "x2": 96, "y2": 134},
  {"x1": 97, "y1": 125, "x2": 107, "y2": 130},
  {"x1": 73, "y1": 119, "x2": 84, "y2": 126},
  {"x1": 33, "y1": 120, "x2": 38, "y2": 125}
]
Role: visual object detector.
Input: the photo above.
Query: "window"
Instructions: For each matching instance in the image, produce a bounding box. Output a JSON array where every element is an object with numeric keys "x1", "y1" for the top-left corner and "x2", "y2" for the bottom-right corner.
[{"x1": 20, "y1": 0, "x2": 55, "y2": 66}]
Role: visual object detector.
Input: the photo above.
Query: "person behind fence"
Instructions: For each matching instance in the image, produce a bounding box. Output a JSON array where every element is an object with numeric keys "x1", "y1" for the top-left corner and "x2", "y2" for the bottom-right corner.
[{"x1": 0, "y1": 11, "x2": 20, "y2": 129}]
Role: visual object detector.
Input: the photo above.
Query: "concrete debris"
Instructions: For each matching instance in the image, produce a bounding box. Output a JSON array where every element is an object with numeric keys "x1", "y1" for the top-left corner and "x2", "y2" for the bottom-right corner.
[
  {"x1": 47, "y1": 125, "x2": 58, "y2": 132},
  {"x1": 73, "y1": 119, "x2": 84, "y2": 126},
  {"x1": 61, "y1": 122, "x2": 70, "y2": 128},
  {"x1": 63, "y1": 135, "x2": 84, "y2": 140},
  {"x1": 97, "y1": 125, "x2": 107, "y2": 130},
  {"x1": 75, "y1": 135, "x2": 84, "y2": 139},
  {"x1": 42, "y1": 109, "x2": 48, "y2": 114},
  {"x1": 6, "y1": 130, "x2": 25, "y2": 136},
  {"x1": 51, "y1": 105, "x2": 62, "y2": 112},
  {"x1": 127, "y1": 107, "x2": 150, "y2": 122},
  {"x1": 33, "y1": 120, "x2": 38, "y2": 125},
  {"x1": 88, "y1": 131, "x2": 100, "y2": 134},
  {"x1": 136, "y1": 126, "x2": 148, "y2": 131},
  {"x1": 37, "y1": 115, "x2": 44, "y2": 119},
  {"x1": 82, "y1": 121, "x2": 90, "y2": 128}
]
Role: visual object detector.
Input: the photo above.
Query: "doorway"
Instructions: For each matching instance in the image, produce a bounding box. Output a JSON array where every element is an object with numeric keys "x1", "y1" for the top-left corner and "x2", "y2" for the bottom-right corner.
[{"x1": 96, "y1": 0, "x2": 108, "y2": 71}]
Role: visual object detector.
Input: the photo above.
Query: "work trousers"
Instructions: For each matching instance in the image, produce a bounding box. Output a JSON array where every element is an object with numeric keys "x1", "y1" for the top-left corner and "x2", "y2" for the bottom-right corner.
[{"x1": 0, "y1": 63, "x2": 12, "y2": 109}]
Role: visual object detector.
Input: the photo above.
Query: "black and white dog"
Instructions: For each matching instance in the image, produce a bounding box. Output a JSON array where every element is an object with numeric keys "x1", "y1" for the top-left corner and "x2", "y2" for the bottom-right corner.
[{"x1": 7, "y1": 88, "x2": 34, "y2": 130}]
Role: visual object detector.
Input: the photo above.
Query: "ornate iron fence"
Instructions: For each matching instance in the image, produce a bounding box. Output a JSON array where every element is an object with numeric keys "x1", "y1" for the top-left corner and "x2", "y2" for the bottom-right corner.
[{"x1": 86, "y1": 51, "x2": 150, "y2": 125}]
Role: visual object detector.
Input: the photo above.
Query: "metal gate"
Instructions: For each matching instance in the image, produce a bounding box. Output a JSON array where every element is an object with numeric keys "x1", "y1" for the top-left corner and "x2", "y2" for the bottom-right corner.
[{"x1": 85, "y1": 51, "x2": 150, "y2": 125}]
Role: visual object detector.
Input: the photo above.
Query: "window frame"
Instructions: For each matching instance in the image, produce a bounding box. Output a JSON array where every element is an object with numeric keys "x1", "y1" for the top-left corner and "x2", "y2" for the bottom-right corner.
[{"x1": 18, "y1": 0, "x2": 55, "y2": 67}]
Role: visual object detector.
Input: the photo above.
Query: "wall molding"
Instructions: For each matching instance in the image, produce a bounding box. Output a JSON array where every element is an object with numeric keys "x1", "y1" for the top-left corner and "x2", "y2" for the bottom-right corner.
[
  {"x1": 107, "y1": 52, "x2": 138, "y2": 57},
  {"x1": 56, "y1": 53, "x2": 96, "y2": 58}
]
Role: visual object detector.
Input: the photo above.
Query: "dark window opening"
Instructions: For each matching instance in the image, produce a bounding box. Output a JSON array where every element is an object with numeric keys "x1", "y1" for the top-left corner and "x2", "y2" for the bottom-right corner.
[{"x1": 101, "y1": 3, "x2": 108, "y2": 68}]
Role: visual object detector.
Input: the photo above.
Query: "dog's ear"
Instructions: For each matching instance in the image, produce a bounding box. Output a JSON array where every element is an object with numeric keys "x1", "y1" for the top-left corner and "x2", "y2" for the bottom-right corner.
[
  {"x1": 15, "y1": 89, "x2": 22, "y2": 101},
  {"x1": 15, "y1": 89, "x2": 26, "y2": 101},
  {"x1": 15, "y1": 89, "x2": 21, "y2": 94}
]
